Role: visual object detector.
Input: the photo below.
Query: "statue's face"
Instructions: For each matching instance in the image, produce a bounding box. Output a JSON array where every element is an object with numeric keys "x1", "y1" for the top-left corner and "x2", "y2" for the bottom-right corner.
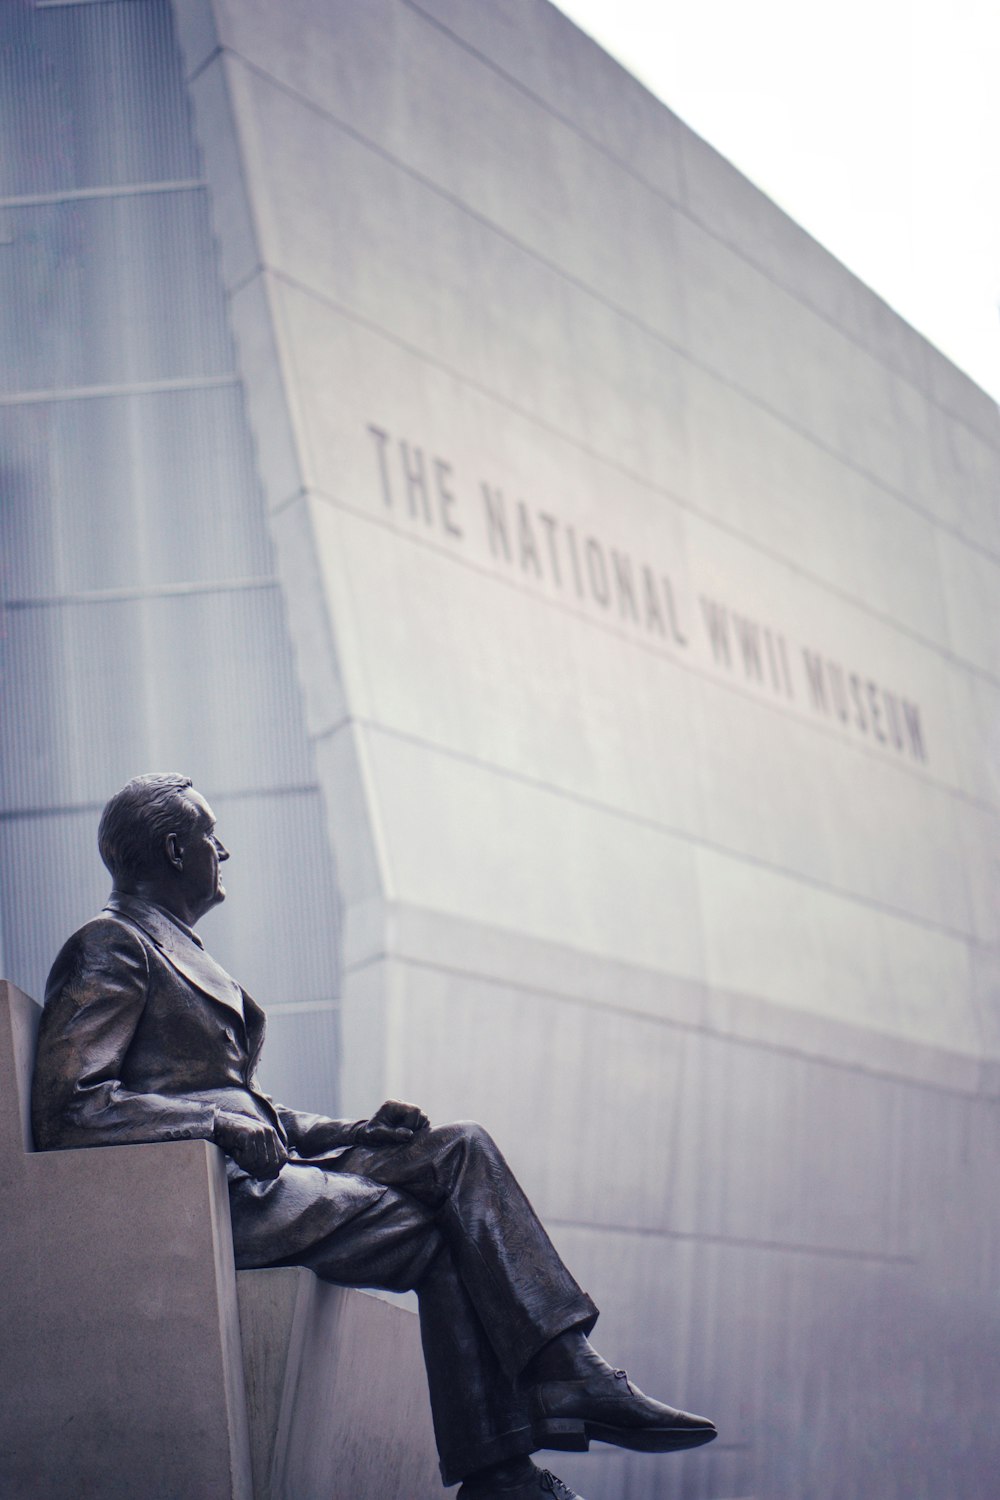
[{"x1": 175, "y1": 789, "x2": 230, "y2": 918}]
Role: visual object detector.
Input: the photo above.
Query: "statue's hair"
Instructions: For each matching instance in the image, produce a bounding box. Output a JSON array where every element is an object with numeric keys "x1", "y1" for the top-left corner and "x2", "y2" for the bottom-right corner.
[{"x1": 98, "y1": 773, "x2": 200, "y2": 883}]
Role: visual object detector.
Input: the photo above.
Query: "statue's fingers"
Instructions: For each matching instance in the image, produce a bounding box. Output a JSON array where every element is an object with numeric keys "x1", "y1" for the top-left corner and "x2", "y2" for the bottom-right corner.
[
  {"x1": 366, "y1": 1123, "x2": 412, "y2": 1143},
  {"x1": 255, "y1": 1130, "x2": 272, "y2": 1174}
]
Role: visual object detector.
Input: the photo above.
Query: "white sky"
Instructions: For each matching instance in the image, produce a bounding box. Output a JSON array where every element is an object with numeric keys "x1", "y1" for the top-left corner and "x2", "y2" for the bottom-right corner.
[{"x1": 554, "y1": 0, "x2": 1000, "y2": 405}]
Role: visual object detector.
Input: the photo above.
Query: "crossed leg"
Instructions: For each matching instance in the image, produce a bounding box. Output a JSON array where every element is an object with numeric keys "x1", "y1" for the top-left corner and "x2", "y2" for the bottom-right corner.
[{"x1": 274, "y1": 1121, "x2": 597, "y2": 1484}]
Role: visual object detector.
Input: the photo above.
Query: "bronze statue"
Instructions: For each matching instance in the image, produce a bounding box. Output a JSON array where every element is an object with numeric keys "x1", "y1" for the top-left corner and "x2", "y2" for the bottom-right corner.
[{"x1": 32, "y1": 773, "x2": 716, "y2": 1500}]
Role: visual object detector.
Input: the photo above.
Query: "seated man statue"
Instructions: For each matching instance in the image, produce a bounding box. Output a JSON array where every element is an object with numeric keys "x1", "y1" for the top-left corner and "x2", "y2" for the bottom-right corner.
[{"x1": 32, "y1": 773, "x2": 716, "y2": 1500}]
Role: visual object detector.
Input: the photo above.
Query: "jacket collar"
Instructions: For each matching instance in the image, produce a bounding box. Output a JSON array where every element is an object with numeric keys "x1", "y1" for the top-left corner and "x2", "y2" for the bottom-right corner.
[{"x1": 106, "y1": 892, "x2": 246, "y2": 1021}]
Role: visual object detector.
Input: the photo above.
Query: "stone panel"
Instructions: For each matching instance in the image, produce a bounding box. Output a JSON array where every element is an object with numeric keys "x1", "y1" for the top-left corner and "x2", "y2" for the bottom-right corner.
[
  {"x1": 360, "y1": 954, "x2": 938, "y2": 1260},
  {"x1": 0, "y1": 387, "x2": 271, "y2": 599},
  {"x1": 304, "y1": 498, "x2": 704, "y2": 827},
  {"x1": 176, "y1": 0, "x2": 686, "y2": 215},
  {"x1": 0, "y1": 810, "x2": 111, "y2": 1002},
  {"x1": 548, "y1": 1217, "x2": 1000, "y2": 1500},
  {"x1": 684, "y1": 368, "x2": 955, "y2": 641},
  {"x1": 0, "y1": 190, "x2": 232, "y2": 394},
  {"x1": 695, "y1": 844, "x2": 976, "y2": 1050},
  {"x1": 254, "y1": 1004, "x2": 341, "y2": 1117},
  {"x1": 364, "y1": 722, "x2": 708, "y2": 980},
  {"x1": 0, "y1": 0, "x2": 199, "y2": 196},
  {"x1": 237, "y1": 1271, "x2": 439, "y2": 1500},
  {"x1": 935, "y1": 528, "x2": 1000, "y2": 679},
  {"x1": 0, "y1": 589, "x2": 312, "y2": 813}
]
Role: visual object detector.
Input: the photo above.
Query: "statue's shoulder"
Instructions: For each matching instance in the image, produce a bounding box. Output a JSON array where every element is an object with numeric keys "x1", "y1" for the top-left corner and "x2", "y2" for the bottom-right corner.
[
  {"x1": 60, "y1": 908, "x2": 149, "y2": 950},
  {"x1": 45, "y1": 911, "x2": 151, "y2": 997}
]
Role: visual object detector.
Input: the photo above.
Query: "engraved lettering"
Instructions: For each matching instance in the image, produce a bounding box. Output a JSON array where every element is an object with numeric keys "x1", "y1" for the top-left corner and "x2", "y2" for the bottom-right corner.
[
  {"x1": 612, "y1": 550, "x2": 638, "y2": 621},
  {"x1": 517, "y1": 502, "x2": 542, "y2": 577},
  {"x1": 642, "y1": 567, "x2": 665, "y2": 635},
  {"x1": 434, "y1": 459, "x2": 462, "y2": 538},
  {"x1": 701, "y1": 598, "x2": 731, "y2": 668},
  {"x1": 803, "y1": 649, "x2": 827, "y2": 712},
  {"x1": 777, "y1": 637, "x2": 793, "y2": 698},
  {"x1": 482, "y1": 484, "x2": 511, "y2": 561},
  {"x1": 538, "y1": 512, "x2": 562, "y2": 587},
  {"x1": 586, "y1": 538, "x2": 610, "y2": 607},
  {"x1": 565, "y1": 526, "x2": 584, "y2": 598},
  {"x1": 827, "y1": 663, "x2": 849, "y2": 723},
  {"x1": 884, "y1": 691, "x2": 903, "y2": 751},
  {"x1": 400, "y1": 441, "x2": 431, "y2": 523},
  {"x1": 732, "y1": 614, "x2": 763, "y2": 683},
  {"x1": 849, "y1": 673, "x2": 868, "y2": 732},
  {"x1": 903, "y1": 702, "x2": 926, "y2": 762},
  {"x1": 368, "y1": 423, "x2": 393, "y2": 508},
  {"x1": 663, "y1": 577, "x2": 687, "y2": 646}
]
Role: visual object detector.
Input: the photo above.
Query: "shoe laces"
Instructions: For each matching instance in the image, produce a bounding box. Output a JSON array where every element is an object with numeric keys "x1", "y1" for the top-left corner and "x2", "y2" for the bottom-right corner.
[{"x1": 539, "y1": 1471, "x2": 575, "y2": 1498}]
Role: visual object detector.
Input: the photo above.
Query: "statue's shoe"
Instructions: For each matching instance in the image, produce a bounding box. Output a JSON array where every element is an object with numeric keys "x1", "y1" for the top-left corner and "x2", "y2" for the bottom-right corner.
[
  {"x1": 457, "y1": 1462, "x2": 586, "y2": 1499},
  {"x1": 531, "y1": 1363, "x2": 717, "y2": 1454}
]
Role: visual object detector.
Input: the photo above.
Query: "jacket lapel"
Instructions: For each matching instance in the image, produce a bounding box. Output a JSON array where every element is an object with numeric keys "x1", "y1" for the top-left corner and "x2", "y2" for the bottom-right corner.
[{"x1": 106, "y1": 894, "x2": 246, "y2": 1021}]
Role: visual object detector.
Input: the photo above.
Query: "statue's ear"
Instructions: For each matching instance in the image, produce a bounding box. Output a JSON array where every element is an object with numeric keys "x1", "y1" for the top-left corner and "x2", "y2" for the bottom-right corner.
[{"x1": 164, "y1": 832, "x2": 184, "y2": 871}]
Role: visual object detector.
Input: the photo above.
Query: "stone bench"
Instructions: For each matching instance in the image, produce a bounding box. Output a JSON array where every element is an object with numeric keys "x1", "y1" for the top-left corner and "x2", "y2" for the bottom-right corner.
[{"x1": 0, "y1": 980, "x2": 441, "y2": 1500}]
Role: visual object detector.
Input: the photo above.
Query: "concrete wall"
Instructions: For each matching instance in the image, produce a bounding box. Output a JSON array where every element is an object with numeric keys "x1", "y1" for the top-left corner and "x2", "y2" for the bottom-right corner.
[
  {"x1": 3, "y1": 1, "x2": 1000, "y2": 1496},
  {"x1": 169, "y1": 3, "x2": 1000, "y2": 1496}
]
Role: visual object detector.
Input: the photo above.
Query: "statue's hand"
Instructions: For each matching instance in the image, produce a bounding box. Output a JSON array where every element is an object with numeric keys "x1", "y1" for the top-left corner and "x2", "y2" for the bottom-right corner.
[
  {"x1": 213, "y1": 1110, "x2": 288, "y2": 1180},
  {"x1": 356, "y1": 1098, "x2": 431, "y2": 1145}
]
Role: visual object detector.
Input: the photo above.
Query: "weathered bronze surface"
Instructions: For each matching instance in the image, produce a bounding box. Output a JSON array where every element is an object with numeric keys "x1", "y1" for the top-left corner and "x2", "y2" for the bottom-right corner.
[{"x1": 32, "y1": 774, "x2": 716, "y2": 1495}]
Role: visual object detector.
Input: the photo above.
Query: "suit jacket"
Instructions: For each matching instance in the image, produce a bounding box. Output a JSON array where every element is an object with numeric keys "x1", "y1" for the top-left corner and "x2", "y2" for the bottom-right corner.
[{"x1": 32, "y1": 894, "x2": 384, "y2": 1265}]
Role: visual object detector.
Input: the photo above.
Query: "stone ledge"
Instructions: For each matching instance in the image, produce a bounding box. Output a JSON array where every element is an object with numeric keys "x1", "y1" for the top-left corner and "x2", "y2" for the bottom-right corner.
[{"x1": 238, "y1": 1268, "x2": 441, "y2": 1499}]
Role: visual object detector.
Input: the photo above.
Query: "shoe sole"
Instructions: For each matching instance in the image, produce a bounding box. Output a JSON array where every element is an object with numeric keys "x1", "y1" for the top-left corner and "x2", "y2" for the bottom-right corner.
[{"x1": 586, "y1": 1422, "x2": 718, "y2": 1453}]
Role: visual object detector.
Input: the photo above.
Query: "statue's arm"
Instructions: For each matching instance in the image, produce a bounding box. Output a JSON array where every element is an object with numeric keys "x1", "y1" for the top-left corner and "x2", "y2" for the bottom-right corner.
[
  {"x1": 31, "y1": 919, "x2": 218, "y2": 1151},
  {"x1": 270, "y1": 1104, "x2": 365, "y2": 1156},
  {"x1": 271, "y1": 1099, "x2": 432, "y2": 1156}
]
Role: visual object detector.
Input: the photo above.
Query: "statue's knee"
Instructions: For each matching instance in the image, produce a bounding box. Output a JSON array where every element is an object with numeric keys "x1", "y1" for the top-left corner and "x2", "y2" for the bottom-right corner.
[
  {"x1": 453, "y1": 1119, "x2": 496, "y2": 1155},
  {"x1": 425, "y1": 1117, "x2": 476, "y2": 1141},
  {"x1": 428, "y1": 1119, "x2": 498, "y2": 1164}
]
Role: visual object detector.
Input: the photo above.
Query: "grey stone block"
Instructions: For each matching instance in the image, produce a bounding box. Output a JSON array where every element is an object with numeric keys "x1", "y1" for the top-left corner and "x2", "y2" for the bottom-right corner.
[
  {"x1": 238, "y1": 1269, "x2": 440, "y2": 1500},
  {"x1": 0, "y1": 982, "x2": 253, "y2": 1500}
]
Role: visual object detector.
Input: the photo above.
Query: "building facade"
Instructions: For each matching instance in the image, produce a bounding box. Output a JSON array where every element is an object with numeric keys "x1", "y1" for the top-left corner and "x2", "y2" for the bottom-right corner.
[{"x1": 3, "y1": 2, "x2": 1000, "y2": 1496}]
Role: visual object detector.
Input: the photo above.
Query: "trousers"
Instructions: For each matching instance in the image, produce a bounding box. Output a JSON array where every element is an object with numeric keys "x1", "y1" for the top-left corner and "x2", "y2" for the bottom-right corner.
[{"x1": 266, "y1": 1121, "x2": 598, "y2": 1485}]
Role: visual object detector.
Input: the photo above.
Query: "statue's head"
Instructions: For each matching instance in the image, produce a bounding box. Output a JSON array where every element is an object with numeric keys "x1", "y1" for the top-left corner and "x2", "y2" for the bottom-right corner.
[{"x1": 98, "y1": 773, "x2": 229, "y2": 921}]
